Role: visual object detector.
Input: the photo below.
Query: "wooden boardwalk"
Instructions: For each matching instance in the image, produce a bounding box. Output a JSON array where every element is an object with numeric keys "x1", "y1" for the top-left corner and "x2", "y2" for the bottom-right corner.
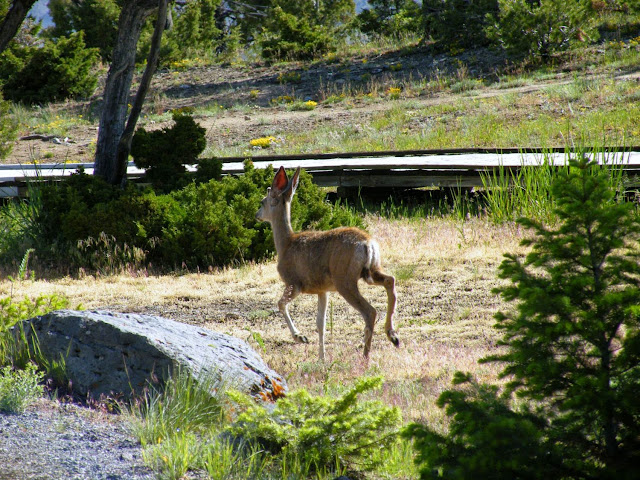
[
  {"x1": 222, "y1": 151, "x2": 640, "y2": 188},
  {"x1": 2, "y1": 149, "x2": 640, "y2": 197}
]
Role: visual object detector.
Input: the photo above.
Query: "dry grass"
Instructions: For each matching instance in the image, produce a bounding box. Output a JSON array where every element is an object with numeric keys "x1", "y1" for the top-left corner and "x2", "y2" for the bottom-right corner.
[{"x1": 0, "y1": 216, "x2": 528, "y2": 428}]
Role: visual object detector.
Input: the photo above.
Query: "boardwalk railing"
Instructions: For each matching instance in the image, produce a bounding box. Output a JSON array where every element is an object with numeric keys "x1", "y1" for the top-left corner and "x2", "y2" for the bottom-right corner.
[{"x1": 2, "y1": 148, "x2": 640, "y2": 197}]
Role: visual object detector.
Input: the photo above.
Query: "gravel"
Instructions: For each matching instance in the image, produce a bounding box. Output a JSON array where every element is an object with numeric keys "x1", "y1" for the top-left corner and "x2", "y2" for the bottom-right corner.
[{"x1": 0, "y1": 399, "x2": 154, "y2": 480}]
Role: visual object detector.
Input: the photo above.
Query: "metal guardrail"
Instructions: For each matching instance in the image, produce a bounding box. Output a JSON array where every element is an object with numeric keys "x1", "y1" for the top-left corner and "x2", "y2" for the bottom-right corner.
[{"x1": 2, "y1": 148, "x2": 640, "y2": 197}]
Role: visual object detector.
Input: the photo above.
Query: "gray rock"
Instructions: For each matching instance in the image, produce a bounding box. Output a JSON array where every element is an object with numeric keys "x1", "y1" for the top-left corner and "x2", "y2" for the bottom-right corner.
[{"x1": 14, "y1": 309, "x2": 287, "y2": 401}]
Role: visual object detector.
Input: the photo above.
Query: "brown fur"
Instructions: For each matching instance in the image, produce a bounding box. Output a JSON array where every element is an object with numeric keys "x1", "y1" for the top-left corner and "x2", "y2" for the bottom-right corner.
[{"x1": 256, "y1": 167, "x2": 399, "y2": 360}]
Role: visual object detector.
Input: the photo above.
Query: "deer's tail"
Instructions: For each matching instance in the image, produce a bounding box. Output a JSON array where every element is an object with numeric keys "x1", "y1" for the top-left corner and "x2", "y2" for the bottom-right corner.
[{"x1": 360, "y1": 240, "x2": 381, "y2": 282}]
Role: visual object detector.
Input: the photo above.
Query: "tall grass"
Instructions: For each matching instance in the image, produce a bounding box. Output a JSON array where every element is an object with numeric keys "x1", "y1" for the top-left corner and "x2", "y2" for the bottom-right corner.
[
  {"x1": 199, "y1": 439, "x2": 271, "y2": 480},
  {"x1": 481, "y1": 156, "x2": 558, "y2": 224},
  {"x1": 128, "y1": 368, "x2": 227, "y2": 480},
  {"x1": 480, "y1": 148, "x2": 630, "y2": 224},
  {"x1": 130, "y1": 367, "x2": 226, "y2": 447},
  {"x1": 0, "y1": 183, "x2": 44, "y2": 267}
]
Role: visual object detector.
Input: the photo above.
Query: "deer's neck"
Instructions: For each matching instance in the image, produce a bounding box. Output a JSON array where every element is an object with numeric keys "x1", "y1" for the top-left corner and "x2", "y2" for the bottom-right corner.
[{"x1": 271, "y1": 203, "x2": 295, "y2": 254}]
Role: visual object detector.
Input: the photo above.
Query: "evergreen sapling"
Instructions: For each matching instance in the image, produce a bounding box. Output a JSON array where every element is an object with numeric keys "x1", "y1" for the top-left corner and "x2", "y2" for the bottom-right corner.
[{"x1": 405, "y1": 157, "x2": 640, "y2": 479}]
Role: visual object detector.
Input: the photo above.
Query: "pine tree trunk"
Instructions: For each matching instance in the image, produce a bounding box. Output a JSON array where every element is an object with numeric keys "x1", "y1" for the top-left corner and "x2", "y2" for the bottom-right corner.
[
  {"x1": 93, "y1": 0, "x2": 162, "y2": 186},
  {"x1": 115, "y1": 0, "x2": 169, "y2": 181},
  {"x1": 0, "y1": 0, "x2": 38, "y2": 54},
  {"x1": 600, "y1": 341, "x2": 619, "y2": 462}
]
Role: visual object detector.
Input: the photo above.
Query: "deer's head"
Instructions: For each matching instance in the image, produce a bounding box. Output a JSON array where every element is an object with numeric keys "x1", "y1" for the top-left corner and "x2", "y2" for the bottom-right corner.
[{"x1": 256, "y1": 166, "x2": 300, "y2": 223}]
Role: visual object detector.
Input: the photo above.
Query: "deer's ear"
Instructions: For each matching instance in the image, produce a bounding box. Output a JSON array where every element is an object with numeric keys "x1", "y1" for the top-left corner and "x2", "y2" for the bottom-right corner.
[
  {"x1": 287, "y1": 166, "x2": 301, "y2": 198},
  {"x1": 271, "y1": 166, "x2": 288, "y2": 195}
]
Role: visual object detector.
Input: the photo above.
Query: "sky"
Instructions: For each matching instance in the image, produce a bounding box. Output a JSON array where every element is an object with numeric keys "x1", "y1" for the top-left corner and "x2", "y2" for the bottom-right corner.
[{"x1": 30, "y1": 0, "x2": 53, "y2": 28}]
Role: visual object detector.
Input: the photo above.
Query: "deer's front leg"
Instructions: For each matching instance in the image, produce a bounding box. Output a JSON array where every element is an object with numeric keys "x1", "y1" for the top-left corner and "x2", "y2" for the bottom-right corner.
[
  {"x1": 278, "y1": 285, "x2": 308, "y2": 344},
  {"x1": 317, "y1": 292, "x2": 328, "y2": 361}
]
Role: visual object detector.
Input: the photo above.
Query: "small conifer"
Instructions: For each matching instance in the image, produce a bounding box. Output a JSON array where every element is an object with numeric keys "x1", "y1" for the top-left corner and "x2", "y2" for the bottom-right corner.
[
  {"x1": 406, "y1": 156, "x2": 640, "y2": 479},
  {"x1": 487, "y1": 156, "x2": 640, "y2": 476}
]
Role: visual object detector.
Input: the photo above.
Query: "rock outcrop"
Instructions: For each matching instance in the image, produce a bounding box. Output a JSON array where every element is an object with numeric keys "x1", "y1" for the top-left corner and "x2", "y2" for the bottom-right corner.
[{"x1": 15, "y1": 310, "x2": 286, "y2": 401}]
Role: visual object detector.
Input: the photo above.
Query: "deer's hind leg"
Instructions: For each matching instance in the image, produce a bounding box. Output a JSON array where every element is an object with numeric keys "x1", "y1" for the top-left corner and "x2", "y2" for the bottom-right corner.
[
  {"x1": 368, "y1": 269, "x2": 399, "y2": 348},
  {"x1": 278, "y1": 285, "x2": 308, "y2": 344},
  {"x1": 335, "y1": 282, "x2": 378, "y2": 358}
]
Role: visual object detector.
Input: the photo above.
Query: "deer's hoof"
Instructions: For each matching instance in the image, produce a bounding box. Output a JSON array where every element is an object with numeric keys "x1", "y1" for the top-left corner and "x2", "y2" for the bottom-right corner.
[
  {"x1": 387, "y1": 329, "x2": 400, "y2": 348},
  {"x1": 293, "y1": 333, "x2": 309, "y2": 344}
]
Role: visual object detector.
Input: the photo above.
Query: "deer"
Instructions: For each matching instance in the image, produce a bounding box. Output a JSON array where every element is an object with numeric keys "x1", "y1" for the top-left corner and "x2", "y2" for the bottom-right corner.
[{"x1": 255, "y1": 166, "x2": 399, "y2": 361}]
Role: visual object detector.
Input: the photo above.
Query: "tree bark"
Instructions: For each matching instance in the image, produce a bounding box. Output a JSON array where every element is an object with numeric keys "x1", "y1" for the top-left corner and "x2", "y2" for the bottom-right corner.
[
  {"x1": 0, "y1": 0, "x2": 38, "y2": 54},
  {"x1": 115, "y1": 0, "x2": 170, "y2": 185},
  {"x1": 94, "y1": 0, "x2": 169, "y2": 186}
]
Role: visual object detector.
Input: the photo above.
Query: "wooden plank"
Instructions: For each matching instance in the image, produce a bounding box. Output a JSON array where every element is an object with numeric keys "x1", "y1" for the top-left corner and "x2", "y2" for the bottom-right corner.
[
  {"x1": 2, "y1": 150, "x2": 640, "y2": 197},
  {"x1": 213, "y1": 146, "x2": 640, "y2": 163},
  {"x1": 220, "y1": 151, "x2": 640, "y2": 174}
]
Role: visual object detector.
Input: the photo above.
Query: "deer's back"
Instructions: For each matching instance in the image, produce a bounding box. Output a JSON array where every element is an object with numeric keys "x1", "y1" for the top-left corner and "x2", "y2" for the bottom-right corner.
[{"x1": 277, "y1": 227, "x2": 377, "y2": 294}]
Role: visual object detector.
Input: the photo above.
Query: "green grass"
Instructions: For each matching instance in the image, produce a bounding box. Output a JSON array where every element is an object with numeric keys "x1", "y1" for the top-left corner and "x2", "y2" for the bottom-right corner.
[
  {"x1": 393, "y1": 263, "x2": 420, "y2": 282},
  {"x1": 201, "y1": 72, "x2": 640, "y2": 156},
  {"x1": 127, "y1": 369, "x2": 410, "y2": 480},
  {"x1": 129, "y1": 368, "x2": 225, "y2": 447},
  {"x1": 10, "y1": 103, "x2": 93, "y2": 138},
  {"x1": 0, "y1": 363, "x2": 43, "y2": 413}
]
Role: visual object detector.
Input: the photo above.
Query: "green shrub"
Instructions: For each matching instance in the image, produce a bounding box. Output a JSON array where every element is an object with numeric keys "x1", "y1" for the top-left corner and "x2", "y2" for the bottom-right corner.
[
  {"x1": 422, "y1": 0, "x2": 498, "y2": 51},
  {"x1": 39, "y1": 172, "x2": 129, "y2": 241},
  {"x1": 357, "y1": 0, "x2": 422, "y2": 37},
  {"x1": 227, "y1": 377, "x2": 402, "y2": 473},
  {"x1": 131, "y1": 111, "x2": 208, "y2": 192},
  {"x1": 0, "y1": 90, "x2": 18, "y2": 160},
  {"x1": 33, "y1": 170, "x2": 171, "y2": 270},
  {"x1": 486, "y1": 0, "x2": 597, "y2": 62},
  {"x1": 195, "y1": 156, "x2": 223, "y2": 184},
  {"x1": 47, "y1": 0, "x2": 120, "y2": 62},
  {"x1": 0, "y1": 294, "x2": 70, "y2": 332},
  {"x1": 259, "y1": 6, "x2": 336, "y2": 61},
  {"x1": 161, "y1": 165, "x2": 277, "y2": 267},
  {"x1": 0, "y1": 293, "x2": 71, "y2": 372},
  {"x1": 0, "y1": 363, "x2": 44, "y2": 413},
  {"x1": 0, "y1": 31, "x2": 100, "y2": 104},
  {"x1": 20, "y1": 164, "x2": 363, "y2": 271}
]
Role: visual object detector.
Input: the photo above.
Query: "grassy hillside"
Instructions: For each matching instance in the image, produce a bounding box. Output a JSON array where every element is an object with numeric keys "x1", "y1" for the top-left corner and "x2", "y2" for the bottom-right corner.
[{"x1": 5, "y1": 39, "x2": 640, "y2": 165}]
